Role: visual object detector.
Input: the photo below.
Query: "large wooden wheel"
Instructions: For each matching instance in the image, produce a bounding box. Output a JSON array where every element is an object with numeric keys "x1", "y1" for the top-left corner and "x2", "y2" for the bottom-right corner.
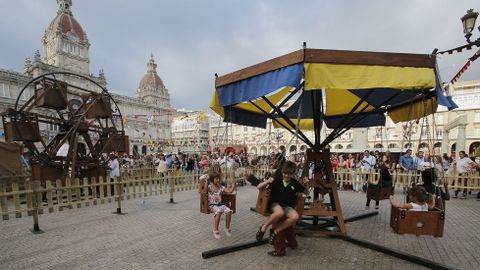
[{"x1": 1, "y1": 72, "x2": 125, "y2": 182}]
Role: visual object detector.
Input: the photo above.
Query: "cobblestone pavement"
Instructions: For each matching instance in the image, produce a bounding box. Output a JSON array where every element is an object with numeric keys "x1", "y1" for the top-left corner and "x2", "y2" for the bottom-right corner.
[{"x1": 0, "y1": 185, "x2": 479, "y2": 270}]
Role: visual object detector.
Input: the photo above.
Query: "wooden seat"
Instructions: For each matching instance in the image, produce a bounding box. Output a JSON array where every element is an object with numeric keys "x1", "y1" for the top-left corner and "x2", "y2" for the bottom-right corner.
[
  {"x1": 34, "y1": 81, "x2": 68, "y2": 110},
  {"x1": 2, "y1": 113, "x2": 41, "y2": 142},
  {"x1": 82, "y1": 93, "x2": 111, "y2": 119},
  {"x1": 199, "y1": 180, "x2": 236, "y2": 214},
  {"x1": 390, "y1": 206, "x2": 444, "y2": 237},
  {"x1": 255, "y1": 187, "x2": 304, "y2": 216}
]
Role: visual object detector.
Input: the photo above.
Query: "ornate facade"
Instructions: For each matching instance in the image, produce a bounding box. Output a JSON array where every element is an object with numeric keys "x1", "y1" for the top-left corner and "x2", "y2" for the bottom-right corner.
[{"x1": 0, "y1": 0, "x2": 172, "y2": 155}]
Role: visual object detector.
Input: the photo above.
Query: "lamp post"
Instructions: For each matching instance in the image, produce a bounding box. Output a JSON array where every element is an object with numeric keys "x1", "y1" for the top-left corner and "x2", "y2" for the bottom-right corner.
[
  {"x1": 437, "y1": 9, "x2": 480, "y2": 55},
  {"x1": 461, "y1": 9, "x2": 479, "y2": 45}
]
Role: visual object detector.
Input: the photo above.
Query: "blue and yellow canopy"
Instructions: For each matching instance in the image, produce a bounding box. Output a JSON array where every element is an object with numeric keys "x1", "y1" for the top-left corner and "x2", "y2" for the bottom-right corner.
[{"x1": 211, "y1": 48, "x2": 457, "y2": 148}]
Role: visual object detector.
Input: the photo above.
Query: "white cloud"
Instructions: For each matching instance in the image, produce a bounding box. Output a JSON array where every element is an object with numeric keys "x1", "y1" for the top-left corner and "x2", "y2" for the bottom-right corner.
[{"x1": 0, "y1": 0, "x2": 479, "y2": 110}]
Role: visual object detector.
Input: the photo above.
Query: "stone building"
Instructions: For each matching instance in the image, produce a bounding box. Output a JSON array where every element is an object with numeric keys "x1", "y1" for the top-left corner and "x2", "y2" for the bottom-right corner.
[
  {"x1": 0, "y1": 0, "x2": 172, "y2": 155},
  {"x1": 171, "y1": 111, "x2": 209, "y2": 153}
]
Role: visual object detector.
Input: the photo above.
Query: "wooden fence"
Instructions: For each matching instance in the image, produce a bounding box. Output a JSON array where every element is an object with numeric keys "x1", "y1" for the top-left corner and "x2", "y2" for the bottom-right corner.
[{"x1": 1, "y1": 166, "x2": 479, "y2": 225}]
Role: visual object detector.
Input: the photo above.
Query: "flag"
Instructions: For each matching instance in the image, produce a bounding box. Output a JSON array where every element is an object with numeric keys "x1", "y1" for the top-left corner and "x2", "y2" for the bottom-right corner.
[
  {"x1": 199, "y1": 111, "x2": 205, "y2": 122},
  {"x1": 122, "y1": 115, "x2": 127, "y2": 126}
]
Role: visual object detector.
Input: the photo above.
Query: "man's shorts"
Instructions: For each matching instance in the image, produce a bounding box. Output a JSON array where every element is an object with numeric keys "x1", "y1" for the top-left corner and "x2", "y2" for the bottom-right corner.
[{"x1": 271, "y1": 203, "x2": 296, "y2": 217}]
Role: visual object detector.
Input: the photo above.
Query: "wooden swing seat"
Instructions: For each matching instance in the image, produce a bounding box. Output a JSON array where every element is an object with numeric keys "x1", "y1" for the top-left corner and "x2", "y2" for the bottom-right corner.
[
  {"x1": 255, "y1": 187, "x2": 304, "y2": 216},
  {"x1": 390, "y1": 206, "x2": 444, "y2": 237},
  {"x1": 199, "y1": 180, "x2": 236, "y2": 214},
  {"x1": 35, "y1": 81, "x2": 68, "y2": 110}
]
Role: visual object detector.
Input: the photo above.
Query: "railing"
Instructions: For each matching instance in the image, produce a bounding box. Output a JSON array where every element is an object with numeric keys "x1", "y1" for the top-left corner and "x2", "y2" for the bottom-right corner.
[{"x1": 0, "y1": 167, "x2": 249, "y2": 224}]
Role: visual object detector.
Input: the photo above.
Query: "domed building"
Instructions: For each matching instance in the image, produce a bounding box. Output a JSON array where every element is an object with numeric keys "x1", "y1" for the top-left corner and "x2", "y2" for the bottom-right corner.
[
  {"x1": 136, "y1": 54, "x2": 170, "y2": 108},
  {"x1": 0, "y1": 0, "x2": 173, "y2": 155}
]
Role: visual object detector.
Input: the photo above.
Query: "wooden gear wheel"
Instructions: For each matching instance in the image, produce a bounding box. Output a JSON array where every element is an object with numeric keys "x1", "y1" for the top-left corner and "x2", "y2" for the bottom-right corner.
[{"x1": 1, "y1": 72, "x2": 125, "y2": 182}]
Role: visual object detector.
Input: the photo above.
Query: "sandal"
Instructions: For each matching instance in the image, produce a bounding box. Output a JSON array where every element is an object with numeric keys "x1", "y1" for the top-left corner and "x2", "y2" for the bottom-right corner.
[
  {"x1": 256, "y1": 225, "x2": 265, "y2": 241},
  {"x1": 268, "y1": 231, "x2": 277, "y2": 245},
  {"x1": 267, "y1": 251, "x2": 285, "y2": 257},
  {"x1": 224, "y1": 228, "x2": 232, "y2": 237},
  {"x1": 213, "y1": 230, "x2": 221, "y2": 240}
]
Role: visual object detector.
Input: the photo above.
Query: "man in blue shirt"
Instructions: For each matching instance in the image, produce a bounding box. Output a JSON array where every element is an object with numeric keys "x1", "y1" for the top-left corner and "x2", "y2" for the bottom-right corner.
[
  {"x1": 399, "y1": 149, "x2": 414, "y2": 171},
  {"x1": 166, "y1": 154, "x2": 173, "y2": 169}
]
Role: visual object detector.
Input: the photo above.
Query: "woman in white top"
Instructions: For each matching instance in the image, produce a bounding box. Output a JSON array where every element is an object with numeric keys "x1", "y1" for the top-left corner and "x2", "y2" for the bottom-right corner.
[{"x1": 389, "y1": 186, "x2": 435, "y2": 211}]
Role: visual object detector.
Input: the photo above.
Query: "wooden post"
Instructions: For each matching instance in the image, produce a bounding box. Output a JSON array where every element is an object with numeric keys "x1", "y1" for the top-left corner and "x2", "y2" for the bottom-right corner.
[
  {"x1": 74, "y1": 178, "x2": 81, "y2": 208},
  {"x1": 12, "y1": 182, "x2": 21, "y2": 218},
  {"x1": 169, "y1": 171, "x2": 174, "y2": 203},
  {"x1": 56, "y1": 179, "x2": 64, "y2": 211},
  {"x1": 83, "y1": 177, "x2": 90, "y2": 207},
  {"x1": 114, "y1": 176, "x2": 122, "y2": 214},
  {"x1": 26, "y1": 181, "x2": 33, "y2": 216},
  {"x1": 66, "y1": 178, "x2": 73, "y2": 209},
  {"x1": 91, "y1": 177, "x2": 98, "y2": 206},
  {"x1": 0, "y1": 183, "x2": 8, "y2": 220},
  {"x1": 106, "y1": 176, "x2": 112, "y2": 203},
  {"x1": 46, "y1": 180, "x2": 54, "y2": 213},
  {"x1": 124, "y1": 175, "x2": 131, "y2": 200},
  {"x1": 99, "y1": 176, "x2": 105, "y2": 205},
  {"x1": 32, "y1": 180, "x2": 41, "y2": 232}
]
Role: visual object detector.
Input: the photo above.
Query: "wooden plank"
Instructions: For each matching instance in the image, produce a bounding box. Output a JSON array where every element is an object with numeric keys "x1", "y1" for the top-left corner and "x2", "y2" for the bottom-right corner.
[
  {"x1": 46, "y1": 180, "x2": 54, "y2": 213},
  {"x1": 91, "y1": 177, "x2": 98, "y2": 206},
  {"x1": 12, "y1": 182, "x2": 21, "y2": 218},
  {"x1": 99, "y1": 176, "x2": 105, "y2": 204},
  {"x1": 215, "y1": 49, "x2": 304, "y2": 87},
  {"x1": 106, "y1": 176, "x2": 112, "y2": 203},
  {"x1": 0, "y1": 183, "x2": 9, "y2": 220},
  {"x1": 34, "y1": 180, "x2": 43, "y2": 215},
  {"x1": 304, "y1": 49, "x2": 436, "y2": 68},
  {"x1": 83, "y1": 177, "x2": 90, "y2": 207},
  {"x1": 25, "y1": 181, "x2": 33, "y2": 216},
  {"x1": 74, "y1": 178, "x2": 81, "y2": 208},
  {"x1": 56, "y1": 179, "x2": 64, "y2": 211},
  {"x1": 66, "y1": 178, "x2": 73, "y2": 209}
]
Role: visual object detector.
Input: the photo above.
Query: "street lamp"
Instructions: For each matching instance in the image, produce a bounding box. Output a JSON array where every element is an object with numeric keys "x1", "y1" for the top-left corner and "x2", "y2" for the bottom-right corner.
[
  {"x1": 461, "y1": 9, "x2": 479, "y2": 44},
  {"x1": 437, "y1": 9, "x2": 480, "y2": 55}
]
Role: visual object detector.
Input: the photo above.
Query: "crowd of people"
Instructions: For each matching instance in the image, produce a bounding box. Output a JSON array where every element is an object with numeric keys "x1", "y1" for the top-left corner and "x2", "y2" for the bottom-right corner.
[{"x1": 109, "y1": 148, "x2": 480, "y2": 202}]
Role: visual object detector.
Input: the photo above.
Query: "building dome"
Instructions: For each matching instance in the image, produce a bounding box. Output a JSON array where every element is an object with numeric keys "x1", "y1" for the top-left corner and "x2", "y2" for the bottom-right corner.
[
  {"x1": 139, "y1": 54, "x2": 165, "y2": 90},
  {"x1": 46, "y1": 0, "x2": 87, "y2": 43}
]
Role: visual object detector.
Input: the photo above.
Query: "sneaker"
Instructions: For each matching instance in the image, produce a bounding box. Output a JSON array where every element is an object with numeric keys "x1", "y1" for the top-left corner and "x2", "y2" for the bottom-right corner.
[
  {"x1": 213, "y1": 230, "x2": 220, "y2": 240},
  {"x1": 374, "y1": 206, "x2": 379, "y2": 210},
  {"x1": 224, "y1": 228, "x2": 232, "y2": 237},
  {"x1": 452, "y1": 195, "x2": 458, "y2": 199},
  {"x1": 460, "y1": 196, "x2": 467, "y2": 200}
]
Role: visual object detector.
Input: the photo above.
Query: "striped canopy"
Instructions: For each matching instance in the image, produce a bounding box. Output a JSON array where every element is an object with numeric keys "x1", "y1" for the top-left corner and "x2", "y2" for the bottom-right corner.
[{"x1": 210, "y1": 48, "x2": 457, "y2": 148}]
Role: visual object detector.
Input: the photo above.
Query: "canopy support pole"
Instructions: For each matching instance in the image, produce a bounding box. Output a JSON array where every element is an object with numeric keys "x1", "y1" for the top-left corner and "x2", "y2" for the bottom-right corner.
[{"x1": 247, "y1": 101, "x2": 313, "y2": 149}]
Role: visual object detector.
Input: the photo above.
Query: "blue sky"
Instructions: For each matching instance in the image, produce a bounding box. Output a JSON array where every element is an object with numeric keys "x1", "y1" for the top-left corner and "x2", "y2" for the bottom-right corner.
[{"x1": 0, "y1": 0, "x2": 479, "y2": 110}]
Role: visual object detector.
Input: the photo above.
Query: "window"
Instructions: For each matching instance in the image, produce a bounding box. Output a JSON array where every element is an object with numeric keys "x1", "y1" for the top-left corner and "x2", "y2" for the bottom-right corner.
[
  {"x1": 0, "y1": 83, "x2": 10, "y2": 98},
  {"x1": 476, "y1": 128, "x2": 480, "y2": 137},
  {"x1": 436, "y1": 129, "x2": 443, "y2": 138},
  {"x1": 436, "y1": 115, "x2": 444, "y2": 124},
  {"x1": 476, "y1": 112, "x2": 480, "y2": 123}
]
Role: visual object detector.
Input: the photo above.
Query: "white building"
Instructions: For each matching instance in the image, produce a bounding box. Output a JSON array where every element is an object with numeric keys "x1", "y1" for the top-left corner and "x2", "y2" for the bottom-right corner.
[{"x1": 0, "y1": 0, "x2": 172, "y2": 156}]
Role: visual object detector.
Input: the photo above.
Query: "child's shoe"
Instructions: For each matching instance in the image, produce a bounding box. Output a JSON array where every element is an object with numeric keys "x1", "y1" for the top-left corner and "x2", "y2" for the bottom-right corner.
[
  {"x1": 224, "y1": 228, "x2": 232, "y2": 237},
  {"x1": 213, "y1": 230, "x2": 221, "y2": 240}
]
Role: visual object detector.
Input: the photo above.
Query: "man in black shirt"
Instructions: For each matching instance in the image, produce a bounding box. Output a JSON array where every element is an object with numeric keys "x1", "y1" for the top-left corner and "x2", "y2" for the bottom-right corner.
[{"x1": 256, "y1": 161, "x2": 309, "y2": 255}]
